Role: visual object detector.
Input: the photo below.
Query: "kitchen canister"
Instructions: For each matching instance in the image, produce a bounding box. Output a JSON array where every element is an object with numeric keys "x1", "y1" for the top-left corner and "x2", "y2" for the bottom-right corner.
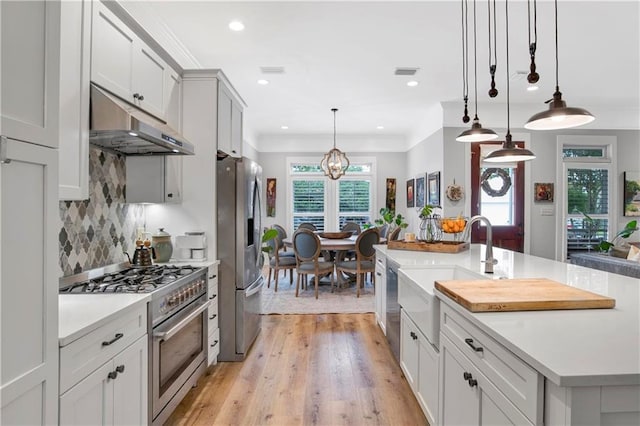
[{"x1": 152, "y1": 228, "x2": 173, "y2": 263}]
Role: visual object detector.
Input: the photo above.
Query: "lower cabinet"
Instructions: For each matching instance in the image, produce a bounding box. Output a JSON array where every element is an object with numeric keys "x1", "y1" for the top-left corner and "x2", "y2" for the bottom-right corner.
[
  {"x1": 400, "y1": 309, "x2": 438, "y2": 425},
  {"x1": 440, "y1": 334, "x2": 532, "y2": 425},
  {"x1": 207, "y1": 263, "x2": 220, "y2": 366},
  {"x1": 374, "y1": 253, "x2": 387, "y2": 334},
  {"x1": 60, "y1": 335, "x2": 148, "y2": 426}
]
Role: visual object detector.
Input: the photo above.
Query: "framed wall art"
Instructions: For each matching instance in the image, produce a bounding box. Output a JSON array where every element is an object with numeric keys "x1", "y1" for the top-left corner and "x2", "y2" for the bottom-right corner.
[
  {"x1": 427, "y1": 171, "x2": 440, "y2": 207},
  {"x1": 534, "y1": 182, "x2": 554, "y2": 202},
  {"x1": 406, "y1": 178, "x2": 415, "y2": 208},
  {"x1": 266, "y1": 178, "x2": 276, "y2": 217},
  {"x1": 386, "y1": 178, "x2": 396, "y2": 211},
  {"x1": 415, "y1": 175, "x2": 425, "y2": 208},
  {"x1": 624, "y1": 171, "x2": 640, "y2": 217}
]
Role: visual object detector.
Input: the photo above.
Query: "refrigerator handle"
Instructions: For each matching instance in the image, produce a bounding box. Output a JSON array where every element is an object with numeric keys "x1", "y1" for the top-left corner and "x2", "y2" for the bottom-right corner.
[
  {"x1": 245, "y1": 276, "x2": 264, "y2": 297},
  {"x1": 253, "y1": 176, "x2": 263, "y2": 269}
]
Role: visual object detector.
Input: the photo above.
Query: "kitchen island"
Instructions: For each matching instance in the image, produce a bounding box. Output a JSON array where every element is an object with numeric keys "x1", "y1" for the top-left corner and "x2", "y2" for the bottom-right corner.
[{"x1": 376, "y1": 244, "x2": 640, "y2": 425}]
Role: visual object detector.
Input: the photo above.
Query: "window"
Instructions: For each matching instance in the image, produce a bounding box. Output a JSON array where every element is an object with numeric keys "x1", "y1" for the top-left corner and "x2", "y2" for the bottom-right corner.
[
  {"x1": 559, "y1": 137, "x2": 614, "y2": 260},
  {"x1": 287, "y1": 157, "x2": 375, "y2": 232}
]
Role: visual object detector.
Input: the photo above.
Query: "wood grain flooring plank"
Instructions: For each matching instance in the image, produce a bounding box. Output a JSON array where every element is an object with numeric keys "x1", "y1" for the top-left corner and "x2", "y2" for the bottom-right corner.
[{"x1": 165, "y1": 313, "x2": 427, "y2": 426}]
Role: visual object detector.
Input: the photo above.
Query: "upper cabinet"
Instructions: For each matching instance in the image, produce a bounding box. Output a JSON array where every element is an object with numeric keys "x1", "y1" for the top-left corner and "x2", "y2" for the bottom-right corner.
[
  {"x1": 165, "y1": 70, "x2": 182, "y2": 132},
  {"x1": 1, "y1": 0, "x2": 61, "y2": 148},
  {"x1": 91, "y1": 1, "x2": 169, "y2": 120},
  {"x1": 217, "y1": 79, "x2": 244, "y2": 158},
  {"x1": 59, "y1": 0, "x2": 91, "y2": 200}
]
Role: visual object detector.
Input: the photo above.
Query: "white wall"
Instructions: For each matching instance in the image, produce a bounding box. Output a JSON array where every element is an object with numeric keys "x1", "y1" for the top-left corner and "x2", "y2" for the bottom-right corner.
[{"x1": 258, "y1": 150, "x2": 406, "y2": 234}]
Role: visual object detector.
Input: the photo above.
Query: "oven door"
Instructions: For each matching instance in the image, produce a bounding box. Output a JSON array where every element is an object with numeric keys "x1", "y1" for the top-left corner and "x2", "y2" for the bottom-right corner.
[{"x1": 151, "y1": 296, "x2": 209, "y2": 421}]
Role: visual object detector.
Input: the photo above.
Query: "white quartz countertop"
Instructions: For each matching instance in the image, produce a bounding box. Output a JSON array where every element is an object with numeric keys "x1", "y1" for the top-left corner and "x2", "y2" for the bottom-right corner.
[
  {"x1": 378, "y1": 244, "x2": 640, "y2": 387},
  {"x1": 59, "y1": 294, "x2": 150, "y2": 347}
]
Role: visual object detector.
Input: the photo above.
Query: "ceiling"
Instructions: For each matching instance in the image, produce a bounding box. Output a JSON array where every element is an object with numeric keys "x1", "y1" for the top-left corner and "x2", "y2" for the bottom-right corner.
[{"x1": 121, "y1": 1, "x2": 640, "y2": 147}]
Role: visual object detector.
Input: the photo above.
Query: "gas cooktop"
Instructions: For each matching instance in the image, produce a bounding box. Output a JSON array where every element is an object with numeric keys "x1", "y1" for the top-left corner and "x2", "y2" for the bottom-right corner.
[{"x1": 59, "y1": 264, "x2": 201, "y2": 294}]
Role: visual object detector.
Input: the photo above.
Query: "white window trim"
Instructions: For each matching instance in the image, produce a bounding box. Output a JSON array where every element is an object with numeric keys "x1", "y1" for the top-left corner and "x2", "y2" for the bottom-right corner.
[
  {"x1": 555, "y1": 135, "x2": 617, "y2": 261},
  {"x1": 286, "y1": 156, "x2": 376, "y2": 232}
]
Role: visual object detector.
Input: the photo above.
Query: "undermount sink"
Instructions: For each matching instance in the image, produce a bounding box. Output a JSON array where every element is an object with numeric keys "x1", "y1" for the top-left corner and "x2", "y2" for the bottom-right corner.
[{"x1": 398, "y1": 267, "x2": 484, "y2": 347}]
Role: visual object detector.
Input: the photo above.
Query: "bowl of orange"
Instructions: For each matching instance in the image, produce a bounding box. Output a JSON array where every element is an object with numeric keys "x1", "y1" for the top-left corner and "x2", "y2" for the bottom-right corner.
[{"x1": 439, "y1": 217, "x2": 467, "y2": 234}]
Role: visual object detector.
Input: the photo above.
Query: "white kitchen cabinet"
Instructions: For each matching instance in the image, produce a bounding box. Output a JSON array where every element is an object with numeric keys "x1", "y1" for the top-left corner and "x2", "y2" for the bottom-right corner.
[
  {"x1": 165, "y1": 70, "x2": 182, "y2": 132},
  {"x1": 207, "y1": 264, "x2": 220, "y2": 366},
  {"x1": 91, "y1": 0, "x2": 169, "y2": 119},
  {"x1": 400, "y1": 309, "x2": 438, "y2": 425},
  {"x1": 1, "y1": 0, "x2": 60, "y2": 148},
  {"x1": 440, "y1": 334, "x2": 533, "y2": 426},
  {"x1": 60, "y1": 335, "x2": 148, "y2": 426},
  {"x1": 126, "y1": 156, "x2": 182, "y2": 204},
  {"x1": 217, "y1": 80, "x2": 244, "y2": 158},
  {"x1": 374, "y1": 252, "x2": 387, "y2": 334},
  {"x1": 0, "y1": 137, "x2": 59, "y2": 425},
  {"x1": 58, "y1": 0, "x2": 91, "y2": 200}
]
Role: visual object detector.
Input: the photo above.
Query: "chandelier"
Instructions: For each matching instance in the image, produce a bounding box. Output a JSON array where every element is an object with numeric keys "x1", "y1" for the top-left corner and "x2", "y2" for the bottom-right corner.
[{"x1": 320, "y1": 108, "x2": 350, "y2": 180}]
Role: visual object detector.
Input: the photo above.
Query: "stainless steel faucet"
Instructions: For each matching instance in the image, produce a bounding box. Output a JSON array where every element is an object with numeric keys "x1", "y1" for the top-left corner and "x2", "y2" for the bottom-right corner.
[{"x1": 463, "y1": 215, "x2": 497, "y2": 274}]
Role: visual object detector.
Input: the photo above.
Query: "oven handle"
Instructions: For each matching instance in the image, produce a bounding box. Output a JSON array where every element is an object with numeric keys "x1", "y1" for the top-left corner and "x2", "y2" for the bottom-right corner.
[{"x1": 152, "y1": 300, "x2": 210, "y2": 341}]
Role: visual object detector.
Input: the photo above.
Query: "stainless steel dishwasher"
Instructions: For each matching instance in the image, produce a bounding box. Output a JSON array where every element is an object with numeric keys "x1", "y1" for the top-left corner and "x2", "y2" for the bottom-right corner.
[{"x1": 385, "y1": 259, "x2": 400, "y2": 362}]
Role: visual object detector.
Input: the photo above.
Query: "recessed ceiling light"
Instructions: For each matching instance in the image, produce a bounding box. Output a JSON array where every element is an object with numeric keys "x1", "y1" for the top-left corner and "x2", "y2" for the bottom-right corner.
[
  {"x1": 257, "y1": 79, "x2": 269, "y2": 85},
  {"x1": 281, "y1": 126, "x2": 289, "y2": 130},
  {"x1": 527, "y1": 85, "x2": 539, "y2": 91},
  {"x1": 407, "y1": 81, "x2": 419, "y2": 87},
  {"x1": 377, "y1": 126, "x2": 385, "y2": 130},
  {"x1": 228, "y1": 20, "x2": 245, "y2": 31}
]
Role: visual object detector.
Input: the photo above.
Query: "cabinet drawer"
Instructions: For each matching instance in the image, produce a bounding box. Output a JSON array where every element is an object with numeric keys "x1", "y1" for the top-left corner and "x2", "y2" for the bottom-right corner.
[
  {"x1": 207, "y1": 266, "x2": 218, "y2": 296},
  {"x1": 375, "y1": 254, "x2": 386, "y2": 270},
  {"x1": 207, "y1": 298, "x2": 218, "y2": 334},
  {"x1": 440, "y1": 303, "x2": 542, "y2": 424},
  {"x1": 208, "y1": 328, "x2": 220, "y2": 366},
  {"x1": 60, "y1": 304, "x2": 147, "y2": 393}
]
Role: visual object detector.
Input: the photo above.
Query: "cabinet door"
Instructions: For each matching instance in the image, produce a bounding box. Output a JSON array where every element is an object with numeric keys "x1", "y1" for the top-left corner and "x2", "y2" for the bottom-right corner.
[
  {"x1": 1, "y1": 0, "x2": 60, "y2": 148},
  {"x1": 59, "y1": 0, "x2": 90, "y2": 200},
  {"x1": 230, "y1": 101, "x2": 242, "y2": 157},
  {"x1": 132, "y1": 43, "x2": 166, "y2": 119},
  {"x1": 440, "y1": 336, "x2": 479, "y2": 425},
  {"x1": 400, "y1": 310, "x2": 419, "y2": 391},
  {"x1": 417, "y1": 333, "x2": 439, "y2": 425},
  {"x1": 59, "y1": 362, "x2": 114, "y2": 426},
  {"x1": 91, "y1": 1, "x2": 135, "y2": 102},
  {"x1": 1, "y1": 138, "x2": 59, "y2": 425},
  {"x1": 113, "y1": 336, "x2": 148, "y2": 426},
  {"x1": 217, "y1": 84, "x2": 232, "y2": 156},
  {"x1": 165, "y1": 156, "x2": 183, "y2": 203},
  {"x1": 374, "y1": 256, "x2": 386, "y2": 334},
  {"x1": 165, "y1": 70, "x2": 182, "y2": 131}
]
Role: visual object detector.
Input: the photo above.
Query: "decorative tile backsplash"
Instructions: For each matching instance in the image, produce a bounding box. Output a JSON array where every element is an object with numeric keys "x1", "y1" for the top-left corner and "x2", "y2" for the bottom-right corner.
[{"x1": 58, "y1": 147, "x2": 144, "y2": 276}]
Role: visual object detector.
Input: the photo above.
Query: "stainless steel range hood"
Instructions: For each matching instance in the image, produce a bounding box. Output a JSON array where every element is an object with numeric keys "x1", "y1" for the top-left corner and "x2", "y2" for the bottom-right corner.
[{"x1": 89, "y1": 84, "x2": 194, "y2": 155}]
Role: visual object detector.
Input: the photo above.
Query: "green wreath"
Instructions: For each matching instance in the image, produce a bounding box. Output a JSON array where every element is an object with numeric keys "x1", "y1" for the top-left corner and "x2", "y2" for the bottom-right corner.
[{"x1": 481, "y1": 168, "x2": 512, "y2": 197}]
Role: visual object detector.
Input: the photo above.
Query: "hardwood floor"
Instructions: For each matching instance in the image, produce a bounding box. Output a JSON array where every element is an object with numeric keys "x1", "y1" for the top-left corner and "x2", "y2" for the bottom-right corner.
[{"x1": 166, "y1": 314, "x2": 427, "y2": 426}]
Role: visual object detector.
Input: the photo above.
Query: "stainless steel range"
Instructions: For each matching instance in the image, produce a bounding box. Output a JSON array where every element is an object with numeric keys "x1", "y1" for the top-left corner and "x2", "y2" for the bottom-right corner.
[{"x1": 60, "y1": 263, "x2": 211, "y2": 425}]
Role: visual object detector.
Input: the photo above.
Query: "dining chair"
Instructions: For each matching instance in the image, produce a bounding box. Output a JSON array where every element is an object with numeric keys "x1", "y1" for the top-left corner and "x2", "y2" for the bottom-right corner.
[
  {"x1": 341, "y1": 221, "x2": 361, "y2": 235},
  {"x1": 292, "y1": 229, "x2": 335, "y2": 299},
  {"x1": 388, "y1": 226, "x2": 402, "y2": 241},
  {"x1": 297, "y1": 222, "x2": 317, "y2": 231},
  {"x1": 335, "y1": 228, "x2": 380, "y2": 297},
  {"x1": 272, "y1": 224, "x2": 294, "y2": 257},
  {"x1": 265, "y1": 234, "x2": 296, "y2": 291}
]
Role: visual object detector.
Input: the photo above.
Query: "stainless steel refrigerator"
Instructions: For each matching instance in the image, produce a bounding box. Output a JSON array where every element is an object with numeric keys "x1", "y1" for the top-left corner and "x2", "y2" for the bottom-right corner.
[{"x1": 217, "y1": 156, "x2": 264, "y2": 361}]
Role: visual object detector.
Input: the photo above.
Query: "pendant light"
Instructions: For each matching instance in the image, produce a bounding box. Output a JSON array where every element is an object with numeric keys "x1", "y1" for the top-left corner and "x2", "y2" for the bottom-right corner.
[
  {"x1": 485, "y1": 0, "x2": 536, "y2": 163},
  {"x1": 320, "y1": 108, "x2": 350, "y2": 180},
  {"x1": 461, "y1": 0, "x2": 470, "y2": 123},
  {"x1": 524, "y1": 0, "x2": 594, "y2": 130},
  {"x1": 457, "y1": 0, "x2": 498, "y2": 142}
]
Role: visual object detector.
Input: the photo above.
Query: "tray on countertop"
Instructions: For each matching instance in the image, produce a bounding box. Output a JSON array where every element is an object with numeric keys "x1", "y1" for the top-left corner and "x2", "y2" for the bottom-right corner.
[
  {"x1": 435, "y1": 278, "x2": 615, "y2": 312},
  {"x1": 387, "y1": 240, "x2": 469, "y2": 253}
]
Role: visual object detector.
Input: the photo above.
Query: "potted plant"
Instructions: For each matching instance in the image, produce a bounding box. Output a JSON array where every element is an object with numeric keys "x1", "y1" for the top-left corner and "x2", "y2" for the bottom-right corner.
[
  {"x1": 596, "y1": 220, "x2": 638, "y2": 258},
  {"x1": 373, "y1": 207, "x2": 408, "y2": 234}
]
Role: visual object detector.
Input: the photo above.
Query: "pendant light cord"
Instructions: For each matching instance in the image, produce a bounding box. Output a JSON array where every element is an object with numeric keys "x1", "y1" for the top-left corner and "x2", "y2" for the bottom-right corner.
[
  {"x1": 461, "y1": 0, "x2": 470, "y2": 122},
  {"x1": 332, "y1": 108, "x2": 337, "y2": 149},
  {"x1": 554, "y1": 0, "x2": 559, "y2": 90},
  {"x1": 505, "y1": 0, "x2": 511, "y2": 135},
  {"x1": 527, "y1": 0, "x2": 539, "y2": 83},
  {"x1": 487, "y1": 0, "x2": 498, "y2": 97},
  {"x1": 472, "y1": 0, "x2": 478, "y2": 119}
]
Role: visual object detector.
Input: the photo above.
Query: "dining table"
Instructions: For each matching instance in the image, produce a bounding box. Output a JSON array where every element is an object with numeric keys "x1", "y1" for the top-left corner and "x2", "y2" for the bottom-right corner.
[{"x1": 282, "y1": 233, "x2": 384, "y2": 287}]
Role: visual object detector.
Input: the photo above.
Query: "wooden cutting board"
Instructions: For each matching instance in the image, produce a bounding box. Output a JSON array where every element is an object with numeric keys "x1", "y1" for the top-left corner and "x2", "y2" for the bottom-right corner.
[{"x1": 435, "y1": 278, "x2": 615, "y2": 312}]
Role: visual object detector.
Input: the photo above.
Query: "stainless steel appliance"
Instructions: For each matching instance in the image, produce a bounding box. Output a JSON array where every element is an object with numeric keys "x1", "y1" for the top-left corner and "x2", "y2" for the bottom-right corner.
[
  {"x1": 386, "y1": 259, "x2": 400, "y2": 362},
  {"x1": 59, "y1": 263, "x2": 210, "y2": 425},
  {"x1": 217, "y1": 156, "x2": 264, "y2": 361}
]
